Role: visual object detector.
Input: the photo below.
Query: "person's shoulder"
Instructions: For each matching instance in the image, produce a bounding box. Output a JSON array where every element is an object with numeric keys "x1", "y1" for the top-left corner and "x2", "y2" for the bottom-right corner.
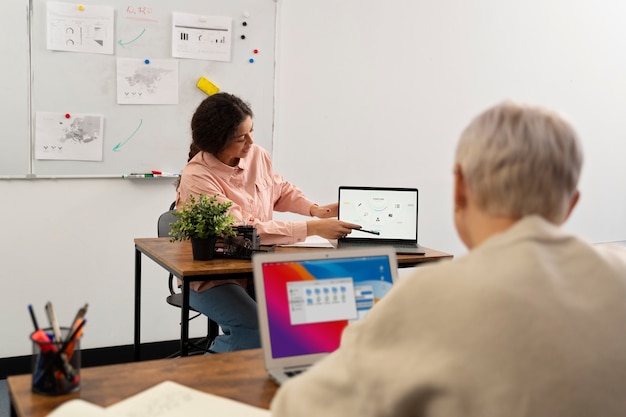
[
  {"x1": 593, "y1": 241, "x2": 626, "y2": 266},
  {"x1": 187, "y1": 151, "x2": 226, "y2": 171},
  {"x1": 185, "y1": 151, "x2": 207, "y2": 167},
  {"x1": 182, "y1": 152, "x2": 222, "y2": 180}
]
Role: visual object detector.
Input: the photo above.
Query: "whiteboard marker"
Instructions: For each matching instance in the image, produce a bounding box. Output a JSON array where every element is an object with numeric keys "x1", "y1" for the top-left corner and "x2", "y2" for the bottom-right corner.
[{"x1": 123, "y1": 173, "x2": 153, "y2": 178}]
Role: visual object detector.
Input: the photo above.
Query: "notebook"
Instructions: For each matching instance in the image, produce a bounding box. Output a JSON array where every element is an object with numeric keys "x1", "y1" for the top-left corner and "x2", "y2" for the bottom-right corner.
[
  {"x1": 252, "y1": 246, "x2": 399, "y2": 385},
  {"x1": 337, "y1": 186, "x2": 426, "y2": 254}
]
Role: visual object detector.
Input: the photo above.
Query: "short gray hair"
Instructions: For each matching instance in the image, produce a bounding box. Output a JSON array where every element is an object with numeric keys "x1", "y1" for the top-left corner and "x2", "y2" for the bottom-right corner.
[{"x1": 455, "y1": 101, "x2": 583, "y2": 223}]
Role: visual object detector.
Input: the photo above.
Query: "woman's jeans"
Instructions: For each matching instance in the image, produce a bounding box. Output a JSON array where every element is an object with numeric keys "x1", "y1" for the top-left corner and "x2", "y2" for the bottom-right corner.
[{"x1": 189, "y1": 282, "x2": 260, "y2": 352}]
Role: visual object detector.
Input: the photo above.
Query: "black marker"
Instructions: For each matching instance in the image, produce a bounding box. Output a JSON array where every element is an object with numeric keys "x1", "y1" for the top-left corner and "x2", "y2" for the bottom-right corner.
[
  {"x1": 28, "y1": 304, "x2": 40, "y2": 331},
  {"x1": 358, "y1": 228, "x2": 380, "y2": 236}
]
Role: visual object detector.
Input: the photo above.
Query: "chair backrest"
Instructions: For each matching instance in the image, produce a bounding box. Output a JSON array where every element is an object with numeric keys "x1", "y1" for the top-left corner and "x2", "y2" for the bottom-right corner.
[
  {"x1": 158, "y1": 202, "x2": 177, "y2": 295},
  {"x1": 157, "y1": 201, "x2": 177, "y2": 238},
  {"x1": 157, "y1": 201, "x2": 218, "y2": 353}
]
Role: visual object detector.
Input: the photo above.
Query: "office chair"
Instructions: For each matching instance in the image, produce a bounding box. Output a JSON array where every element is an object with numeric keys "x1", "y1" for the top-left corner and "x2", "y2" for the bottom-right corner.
[{"x1": 158, "y1": 201, "x2": 219, "y2": 356}]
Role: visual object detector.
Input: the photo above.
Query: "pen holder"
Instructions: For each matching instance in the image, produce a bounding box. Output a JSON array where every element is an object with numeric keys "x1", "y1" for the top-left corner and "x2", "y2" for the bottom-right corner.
[{"x1": 31, "y1": 327, "x2": 81, "y2": 395}]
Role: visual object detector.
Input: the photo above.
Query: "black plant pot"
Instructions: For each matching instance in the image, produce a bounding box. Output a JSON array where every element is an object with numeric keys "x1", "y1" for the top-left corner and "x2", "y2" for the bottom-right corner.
[{"x1": 190, "y1": 236, "x2": 218, "y2": 261}]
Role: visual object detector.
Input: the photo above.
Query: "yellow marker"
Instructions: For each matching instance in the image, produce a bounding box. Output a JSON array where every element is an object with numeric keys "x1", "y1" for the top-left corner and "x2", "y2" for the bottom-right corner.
[
  {"x1": 196, "y1": 77, "x2": 220, "y2": 96},
  {"x1": 78, "y1": 4, "x2": 85, "y2": 11}
]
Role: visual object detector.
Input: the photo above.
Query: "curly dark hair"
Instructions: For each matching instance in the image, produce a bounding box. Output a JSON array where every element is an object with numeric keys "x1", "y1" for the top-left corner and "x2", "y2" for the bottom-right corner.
[{"x1": 187, "y1": 92, "x2": 254, "y2": 162}]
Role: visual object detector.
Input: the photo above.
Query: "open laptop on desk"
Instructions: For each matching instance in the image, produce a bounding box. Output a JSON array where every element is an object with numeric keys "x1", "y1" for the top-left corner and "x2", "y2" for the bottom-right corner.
[
  {"x1": 337, "y1": 186, "x2": 426, "y2": 254},
  {"x1": 252, "y1": 246, "x2": 399, "y2": 385}
]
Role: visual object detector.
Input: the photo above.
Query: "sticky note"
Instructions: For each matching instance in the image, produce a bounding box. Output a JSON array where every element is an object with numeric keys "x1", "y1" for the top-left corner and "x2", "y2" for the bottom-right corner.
[{"x1": 196, "y1": 77, "x2": 220, "y2": 96}]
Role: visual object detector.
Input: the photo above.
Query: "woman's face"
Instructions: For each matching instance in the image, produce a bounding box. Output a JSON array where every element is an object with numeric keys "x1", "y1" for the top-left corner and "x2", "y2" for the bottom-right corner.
[{"x1": 217, "y1": 116, "x2": 254, "y2": 167}]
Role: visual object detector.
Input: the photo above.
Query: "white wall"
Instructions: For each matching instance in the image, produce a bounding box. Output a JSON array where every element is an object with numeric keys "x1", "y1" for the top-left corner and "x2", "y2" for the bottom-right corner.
[
  {"x1": 2, "y1": 0, "x2": 626, "y2": 358},
  {"x1": 272, "y1": 0, "x2": 626, "y2": 249},
  {"x1": 1, "y1": 179, "x2": 206, "y2": 357}
]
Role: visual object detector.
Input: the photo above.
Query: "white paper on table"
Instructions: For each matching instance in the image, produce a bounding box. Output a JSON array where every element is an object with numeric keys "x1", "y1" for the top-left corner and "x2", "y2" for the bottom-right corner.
[
  {"x1": 46, "y1": 380, "x2": 270, "y2": 417},
  {"x1": 280, "y1": 235, "x2": 336, "y2": 248}
]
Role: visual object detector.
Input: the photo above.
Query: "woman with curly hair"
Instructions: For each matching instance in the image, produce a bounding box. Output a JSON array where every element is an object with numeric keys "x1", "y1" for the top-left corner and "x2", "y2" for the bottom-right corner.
[{"x1": 176, "y1": 92, "x2": 359, "y2": 353}]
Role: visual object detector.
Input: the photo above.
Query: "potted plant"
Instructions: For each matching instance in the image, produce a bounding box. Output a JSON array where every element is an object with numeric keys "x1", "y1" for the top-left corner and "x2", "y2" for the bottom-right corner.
[{"x1": 169, "y1": 194, "x2": 236, "y2": 260}]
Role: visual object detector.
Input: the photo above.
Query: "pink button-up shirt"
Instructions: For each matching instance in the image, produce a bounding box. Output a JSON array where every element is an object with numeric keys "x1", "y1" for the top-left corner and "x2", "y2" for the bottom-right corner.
[{"x1": 176, "y1": 144, "x2": 315, "y2": 291}]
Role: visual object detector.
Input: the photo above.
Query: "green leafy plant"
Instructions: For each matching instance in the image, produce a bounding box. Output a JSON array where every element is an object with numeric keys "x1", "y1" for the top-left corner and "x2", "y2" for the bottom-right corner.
[{"x1": 169, "y1": 194, "x2": 236, "y2": 241}]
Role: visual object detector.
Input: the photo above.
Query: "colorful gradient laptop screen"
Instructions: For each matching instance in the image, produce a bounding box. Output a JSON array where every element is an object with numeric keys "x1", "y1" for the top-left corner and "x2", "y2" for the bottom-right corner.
[{"x1": 260, "y1": 254, "x2": 394, "y2": 359}]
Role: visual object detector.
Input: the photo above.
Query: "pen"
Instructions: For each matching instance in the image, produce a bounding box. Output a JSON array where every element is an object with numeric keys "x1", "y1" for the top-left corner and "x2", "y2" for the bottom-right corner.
[
  {"x1": 45, "y1": 301, "x2": 62, "y2": 343},
  {"x1": 122, "y1": 173, "x2": 154, "y2": 178},
  {"x1": 66, "y1": 303, "x2": 88, "y2": 344},
  {"x1": 35, "y1": 319, "x2": 86, "y2": 384},
  {"x1": 358, "y1": 228, "x2": 380, "y2": 236},
  {"x1": 61, "y1": 319, "x2": 86, "y2": 352},
  {"x1": 151, "y1": 170, "x2": 180, "y2": 177},
  {"x1": 39, "y1": 302, "x2": 77, "y2": 386},
  {"x1": 71, "y1": 304, "x2": 88, "y2": 325},
  {"x1": 65, "y1": 318, "x2": 86, "y2": 360},
  {"x1": 57, "y1": 319, "x2": 87, "y2": 366},
  {"x1": 32, "y1": 329, "x2": 56, "y2": 353},
  {"x1": 31, "y1": 329, "x2": 57, "y2": 388},
  {"x1": 28, "y1": 304, "x2": 40, "y2": 331}
]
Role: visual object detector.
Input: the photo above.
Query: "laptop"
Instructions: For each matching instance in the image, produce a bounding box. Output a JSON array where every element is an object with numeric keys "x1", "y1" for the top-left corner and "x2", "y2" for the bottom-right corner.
[
  {"x1": 252, "y1": 246, "x2": 399, "y2": 385},
  {"x1": 337, "y1": 186, "x2": 426, "y2": 254}
]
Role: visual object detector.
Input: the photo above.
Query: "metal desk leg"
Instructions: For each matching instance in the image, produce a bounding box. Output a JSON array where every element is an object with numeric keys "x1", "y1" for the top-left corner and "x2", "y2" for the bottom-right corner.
[
  {"x1": 181, "y1": 279, "x2": 190, "y2": 357},
  {"x1": 134, "y1": 248, "x2": 142, "y2": 361}
]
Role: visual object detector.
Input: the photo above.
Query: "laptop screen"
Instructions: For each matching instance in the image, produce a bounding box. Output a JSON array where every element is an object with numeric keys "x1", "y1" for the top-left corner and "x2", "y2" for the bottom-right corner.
[
  {"x1": 254, "y1": 248, "x2": 398, "y2": 360},
  {"x1": 338, "y1": 186, "x2": 418, "y2": 241}
]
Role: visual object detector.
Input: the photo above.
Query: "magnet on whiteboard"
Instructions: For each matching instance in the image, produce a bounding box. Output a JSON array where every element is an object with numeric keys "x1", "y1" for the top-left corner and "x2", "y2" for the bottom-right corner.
[
  {"x1": 243, "y1": 11, "x2": 250, "y2": 18},
  {"x1": 199, "y1": 16, "x2": 207, "y2": 22},
  {"x1": 196, "y1": 77, "x2": 220, "y2": 96},
  {"x1": 77, "y1": 5, "x2": 85, "y2": 11}
]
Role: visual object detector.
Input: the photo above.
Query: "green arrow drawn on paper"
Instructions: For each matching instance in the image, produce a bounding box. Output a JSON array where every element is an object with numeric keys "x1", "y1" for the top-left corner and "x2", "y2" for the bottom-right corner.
[
  {"x1": 113, "y1": 119, "x2": 143, "y2": 152},
  {"x1": 117, "y1": 29, "x2": 146, "y2": 48}
]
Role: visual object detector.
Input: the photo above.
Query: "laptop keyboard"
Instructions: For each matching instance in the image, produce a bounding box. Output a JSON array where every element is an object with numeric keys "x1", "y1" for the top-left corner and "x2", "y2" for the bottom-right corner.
[
  {"x1": 341, "y1": 241, "x2": 416, "y2": 249},
  {"x1": 285, "y1": 368, "x2": 307, "y2": 378}
]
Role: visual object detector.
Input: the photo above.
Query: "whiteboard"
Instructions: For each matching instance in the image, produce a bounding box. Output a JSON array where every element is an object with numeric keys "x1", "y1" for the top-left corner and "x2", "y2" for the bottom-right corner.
[
  {"x1": 1, "y1": 0, "x2": 276, "y2": 178},
  {"x1": 0, "y1": 0, "x2": 30, "y2": 176}
]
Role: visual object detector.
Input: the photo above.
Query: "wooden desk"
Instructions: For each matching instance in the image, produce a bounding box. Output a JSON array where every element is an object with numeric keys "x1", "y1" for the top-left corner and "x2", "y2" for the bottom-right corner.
[
  {"x1": 134, "y1": 237, "x2": 452, "y2": 358},
  {"x1": 8, "y1": 349, "x2": 275, "y2": 417}
]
